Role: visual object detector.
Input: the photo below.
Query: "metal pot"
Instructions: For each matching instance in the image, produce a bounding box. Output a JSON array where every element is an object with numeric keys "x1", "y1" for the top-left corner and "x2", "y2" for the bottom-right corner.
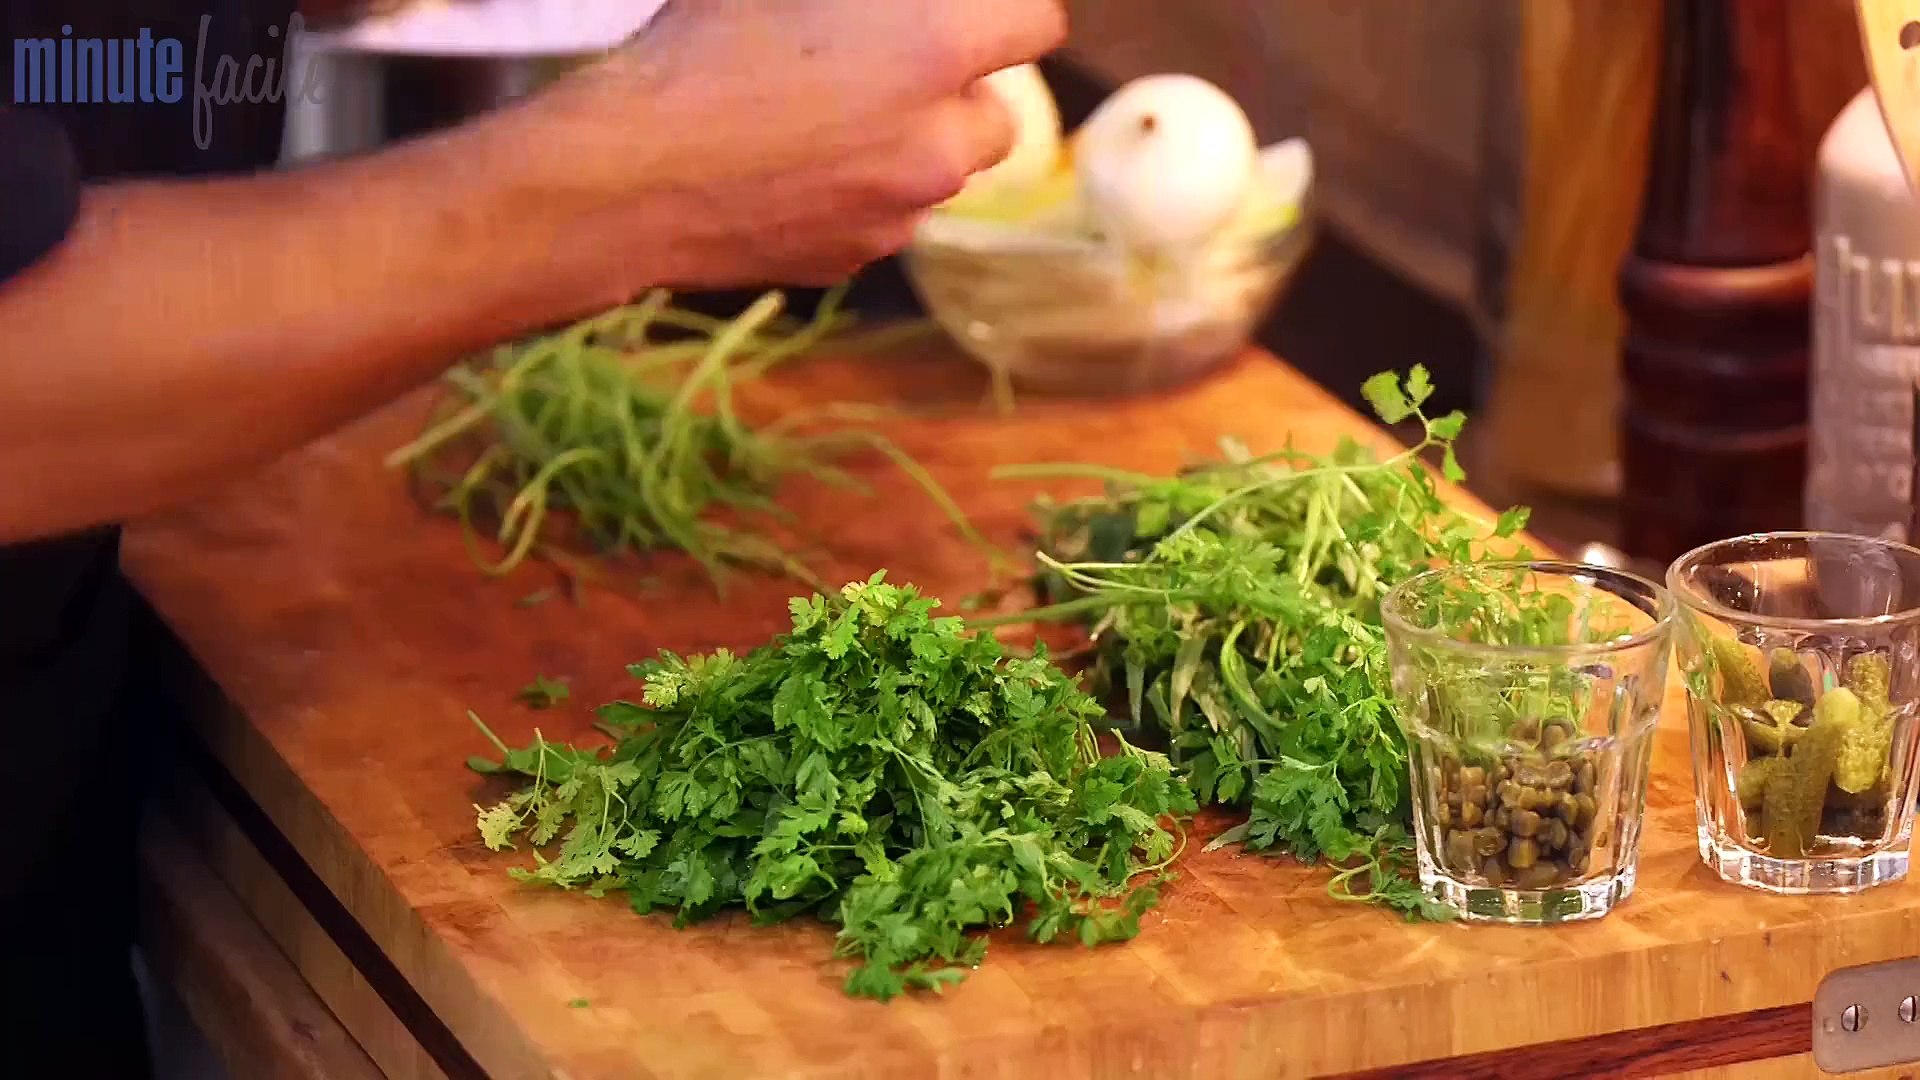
[{"x1": 281, "y1": 2, "x2": 659, "y2": 163}]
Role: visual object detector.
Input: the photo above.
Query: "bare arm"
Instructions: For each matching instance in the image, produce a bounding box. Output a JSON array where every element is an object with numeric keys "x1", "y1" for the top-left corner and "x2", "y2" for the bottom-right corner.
[
  {"x1": 0, "y1": 114, "x2": 637, "y2": 543},
  {"x1": 0, "y1": 0, "x2": 1064, "y2": 544}
]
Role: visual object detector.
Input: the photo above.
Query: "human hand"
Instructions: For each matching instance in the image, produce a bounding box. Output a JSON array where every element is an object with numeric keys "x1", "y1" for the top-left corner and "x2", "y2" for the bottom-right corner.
[{"x1": 497, "y1": 0, "x2": 1067, "y2": 291}]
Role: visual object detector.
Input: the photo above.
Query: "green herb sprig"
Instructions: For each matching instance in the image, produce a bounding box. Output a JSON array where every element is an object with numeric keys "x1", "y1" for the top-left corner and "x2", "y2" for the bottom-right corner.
[
  {"x1": 977, "y1": 368, "x2": 1529, "y2": 920},
  {"x1": 1390, "y1": 563, "x2": 1626, "y2": 750},
  {"x1": 517, "y1": 675, "x2": 571, "y2": 710},
  {"x1": 468, "y1": 573, "x2": 1194, "y2": 1000},
  {"x1": 388, "y1": 289, "x2": 999, "y2": 595}
]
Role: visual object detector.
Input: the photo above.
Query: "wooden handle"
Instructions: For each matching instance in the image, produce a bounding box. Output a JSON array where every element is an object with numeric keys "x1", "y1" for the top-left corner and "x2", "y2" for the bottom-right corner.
[{"x1": 1855, "y1": 0, "x2": 1920, "y2": 189}]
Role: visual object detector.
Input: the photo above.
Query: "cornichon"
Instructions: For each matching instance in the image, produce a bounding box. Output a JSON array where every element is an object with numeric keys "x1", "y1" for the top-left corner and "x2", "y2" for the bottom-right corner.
[
  {"x1": 1742, "y1": 699, "x2": 1806, "y2": 755},
  {"x1": 1737, "y1": 756, "x2": 1783, "y2": 812},
  {"x1": 1767, "y1": 648, "x2": 1816, "y2": 708},
  {"x1": 1847, "y1": 652, "x2": 1891, "y2": 710},
  {"x1": 1761, "y1": 686, "x2": 1861, "y2": 858},
  {"x1": 1764, "y1": 699, "x2": 1805, "y2": 726},
  {"x1": 1711, "y1": 636, "x2": 1768, "y2": 707},
  {"x1": 1835, "y1": 653, "x2": 1895, "y2": 795}
]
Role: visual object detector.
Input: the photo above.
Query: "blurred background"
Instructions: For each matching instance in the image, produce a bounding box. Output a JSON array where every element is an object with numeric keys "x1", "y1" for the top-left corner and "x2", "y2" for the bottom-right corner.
[{"x1": 1043, "y1": 0, "x2": 1865, "y2": 560}]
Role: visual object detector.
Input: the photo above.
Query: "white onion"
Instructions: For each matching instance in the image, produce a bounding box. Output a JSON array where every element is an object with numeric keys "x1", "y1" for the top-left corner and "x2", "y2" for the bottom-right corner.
[{"x1": 1074, "y1": 74, "x2": 1258, "y2": 255}]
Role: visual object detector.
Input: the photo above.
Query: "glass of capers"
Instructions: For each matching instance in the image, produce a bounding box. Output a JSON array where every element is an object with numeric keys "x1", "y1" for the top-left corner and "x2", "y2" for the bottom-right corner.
[
  {"x1": 1383, "y1": 561, "x2": 1675, "y2": 923},
  {"x1": 1669, "y1": 532, "x2": 1920, "y2": 895}
]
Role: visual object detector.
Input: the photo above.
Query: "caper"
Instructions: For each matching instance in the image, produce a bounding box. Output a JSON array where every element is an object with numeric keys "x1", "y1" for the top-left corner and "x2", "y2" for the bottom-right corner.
[
  {"x1": 1508, "y1": 836, "x2": 1539, "y2": 869},
  {"x1": 1458, "y1": 765, "x2": 1485, "y2": 789},
  {"x1": 1574, "y1": 794, "x2": 1596, "y2": 830},
  {"x1": 1463, "y1": 783, "x2": 1489, "y2": 808},
  {"x1": 1576, "y1": 761, "x2": 1596, "y2": 794},
  {"x1": 1542, "y1": 723, "x2": 1570, "y2": 752},
  {"x1": 1459, "y1": 801, "x2": 1482, "y2": 828},
  {"x1": 1481, "y1": 857, "x2": 1509, "y2": 885},
  {"x1": 1552, "y1": 791, "x2": 1579, "y2": 822},
  {"x1": 1513, "y1": 717, "x2": 1540, "y2": 741},
  {"x1": 1445, "y1": 830, "x2": 1476, "y2": 871},
  {"x1": 1434, "y1": 803, "x2": 1453, "y2": 829},
  {"x1": 1510, "y1": 809, "x2": 1542, "y2": 838},
  {"x1": 1520, "y1": 787, "x2": 1547, "y2": 812},
  {"x1": 1545, "y1": 760, "x2": 1573, "y2": 791},
  {"x1": 1545, "y1": 818, "x2": 1569, "y2": 851},
  {"x1": 1491, "y1": 806, "x2": 1510, "y2": 830},
  {"x1": 1515, "y1": 764, "x2": 1546, "y2": 788},
  {"x1": 1474, "y1": 829, "x2": 1505, "y2": 857},
  {"x1": 1569, "y1": 848, "x2": 1591, "y2": 875},
  {"x1": 1515, "y1": 862, "x2": 1561, "y2": 889},
  {"x1": 1496, "y1": 780, "x2": 1519, "y2": 807}
]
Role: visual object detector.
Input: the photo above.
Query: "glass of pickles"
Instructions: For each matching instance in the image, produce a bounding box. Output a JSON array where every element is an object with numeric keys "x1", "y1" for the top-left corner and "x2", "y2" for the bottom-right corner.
[
  {"x1": 1669, "y1": 532, "x2": 1920, "y2": 894},
  {"x1": 1383, "y1": 561, "x2": 1675, "y2": 923}
]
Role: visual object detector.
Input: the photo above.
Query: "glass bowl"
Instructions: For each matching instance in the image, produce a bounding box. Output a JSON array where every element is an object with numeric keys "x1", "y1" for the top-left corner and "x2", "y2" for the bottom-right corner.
[
  {"x1": 902, "y1": 195, "x2": 1313, "y2": 396},
  {"x1": 1382, "y1": 561, "x2": 1676, "y2": 923},
  {"x1": 1668, "y1": 531, "x2": 1920, "y2": 894}
]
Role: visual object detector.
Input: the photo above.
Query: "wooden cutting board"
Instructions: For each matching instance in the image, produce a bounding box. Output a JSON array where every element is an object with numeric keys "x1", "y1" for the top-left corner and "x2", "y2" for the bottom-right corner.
[{"x1": 123, "y1": 345, "x2": 1917, "y2": 1079}]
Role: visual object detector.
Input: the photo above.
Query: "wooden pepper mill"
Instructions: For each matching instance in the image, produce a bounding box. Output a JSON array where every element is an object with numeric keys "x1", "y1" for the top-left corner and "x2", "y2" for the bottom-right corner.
[{"x1": 1618, "y1": 0, "x2": 1863, "y2": 562}]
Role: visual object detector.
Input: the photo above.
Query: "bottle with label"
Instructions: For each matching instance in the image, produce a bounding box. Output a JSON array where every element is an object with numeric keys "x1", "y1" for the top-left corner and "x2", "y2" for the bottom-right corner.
[{"x1": 1808, "y1": 87, "x2": 1920, "y2": 542}]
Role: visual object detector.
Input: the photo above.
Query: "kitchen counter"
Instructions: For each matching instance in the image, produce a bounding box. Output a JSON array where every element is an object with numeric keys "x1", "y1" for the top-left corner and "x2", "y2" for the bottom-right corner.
[{"x1": 126, "y1": 343, "x2": 1913, "y2": 1078}]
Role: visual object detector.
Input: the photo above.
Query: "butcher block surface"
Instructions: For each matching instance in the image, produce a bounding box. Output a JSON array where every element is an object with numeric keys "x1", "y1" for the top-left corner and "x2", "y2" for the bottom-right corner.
[{"x1": 123, "y1": 347, "x2": 1913, "y2": 1079}]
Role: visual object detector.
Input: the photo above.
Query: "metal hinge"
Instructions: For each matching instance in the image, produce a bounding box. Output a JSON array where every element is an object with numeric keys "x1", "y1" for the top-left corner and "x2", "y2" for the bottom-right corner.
[{"x1": 1814, "y1": 958, "x2": 1920, "y2": 1073}]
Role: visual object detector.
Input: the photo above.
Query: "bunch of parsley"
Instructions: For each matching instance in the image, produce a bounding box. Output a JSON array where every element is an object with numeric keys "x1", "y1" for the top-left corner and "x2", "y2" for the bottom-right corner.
[
  {"x1": 468, "y1": 573, "x2": 1193, "y2": 1000},
  {"x1": 986, "y1": 369, "x2": 1529, "y2": 919}
]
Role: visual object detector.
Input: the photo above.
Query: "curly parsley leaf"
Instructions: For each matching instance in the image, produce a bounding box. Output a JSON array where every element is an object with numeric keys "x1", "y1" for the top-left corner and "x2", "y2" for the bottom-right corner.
[
  {"x1": 468, "y1": 573, "x2": 1194, "y2": 1000},
  {"x1": 998, "y1": 369, "x2": 1527, "y2": 920},
  {"x1": 517, "y1": 675, "x2": 571, "y2": 709}
]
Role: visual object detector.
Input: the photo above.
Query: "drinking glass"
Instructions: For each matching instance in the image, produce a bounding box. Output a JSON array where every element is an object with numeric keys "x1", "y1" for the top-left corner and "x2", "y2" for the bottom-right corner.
[
  {"x1": 1383, "y1": 561, "x2": 1675, "y2": 923},
  {"x1": 1668, "y1": 532, "x2": 1920, "y2": 894}
]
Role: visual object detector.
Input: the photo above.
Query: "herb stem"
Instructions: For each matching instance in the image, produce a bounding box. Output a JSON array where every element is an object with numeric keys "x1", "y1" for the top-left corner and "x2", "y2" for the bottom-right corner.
[{"x1": 992, "y1": 462, "x2": 1166, "y2": 486}]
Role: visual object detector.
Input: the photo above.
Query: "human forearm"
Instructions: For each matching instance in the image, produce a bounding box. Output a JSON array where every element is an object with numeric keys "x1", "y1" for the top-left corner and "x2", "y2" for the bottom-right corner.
[
  {"x1": 0, "y1": 112, "x2": 640, "y2": 543},
  {"x1": 0, "y1": 0, "x2": 1068, "y2": 543}
]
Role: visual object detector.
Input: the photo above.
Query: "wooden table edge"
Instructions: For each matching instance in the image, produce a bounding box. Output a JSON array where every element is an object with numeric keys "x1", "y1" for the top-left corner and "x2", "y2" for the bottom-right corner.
[
  {"x1": 159, "y1": 647, "x2": 507, "y2": 1079},
  {"x1": 138, "y1": 799, "x2": 388, "y2": 1079},
  {"x1": 164, "y1": 662, "x2": 1832, "y2": 1078}
]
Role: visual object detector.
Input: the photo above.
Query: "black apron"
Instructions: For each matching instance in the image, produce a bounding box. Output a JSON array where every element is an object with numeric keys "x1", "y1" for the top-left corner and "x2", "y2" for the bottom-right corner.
[{"x1": 0, "y1": 3, "x2": 291, "y2": 1073}]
